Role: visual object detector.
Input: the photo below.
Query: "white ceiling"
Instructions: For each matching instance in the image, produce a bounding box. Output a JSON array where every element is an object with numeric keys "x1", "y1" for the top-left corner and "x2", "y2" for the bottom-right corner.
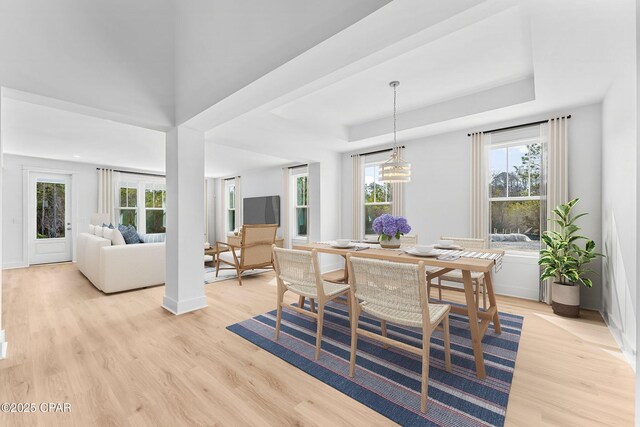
[
  {"x1": 204, "y1": 0, "x2": 634, "y2": 161},
  {"x1": 0, "y1": 0, "x2": 175, "y2": 130},
  {"x1": 1, "y1": 96, "x2": 293, "y2": 177},
  {"x1": 2, "y1": 97, "x2": 166, "y2": 171},
  {"x1": 1, "y1": 0, "x2": 635, "y2": 176},
  {"x1": 271, "y1": 6, "x2": 532, "y2": 134}
]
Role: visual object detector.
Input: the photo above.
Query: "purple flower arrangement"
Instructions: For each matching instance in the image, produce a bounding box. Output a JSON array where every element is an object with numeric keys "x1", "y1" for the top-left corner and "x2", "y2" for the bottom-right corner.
[{"x1": 372, "y1": 214, "x2": 411, "y2": 241}]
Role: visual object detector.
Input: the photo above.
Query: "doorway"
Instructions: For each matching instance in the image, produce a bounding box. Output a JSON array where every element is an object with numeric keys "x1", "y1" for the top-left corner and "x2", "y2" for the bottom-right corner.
[{"x1": 28, "y1": 172, "x2": 72, "y2": 265}]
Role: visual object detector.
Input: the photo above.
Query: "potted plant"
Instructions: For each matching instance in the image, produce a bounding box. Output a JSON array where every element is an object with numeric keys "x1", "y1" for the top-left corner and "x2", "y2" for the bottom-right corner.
[
  {"x1": 539, "y1": 198, "x2": 603, "y2": 318},
  {"x1": 372, "y1": 214, "x2": 411, "y2": 249}
]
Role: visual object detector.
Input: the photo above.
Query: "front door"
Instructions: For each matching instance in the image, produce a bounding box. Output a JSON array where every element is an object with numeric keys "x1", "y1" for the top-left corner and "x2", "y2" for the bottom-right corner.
[{"x1": 28, "y1": 172, "x2": 72, "y2": 265}]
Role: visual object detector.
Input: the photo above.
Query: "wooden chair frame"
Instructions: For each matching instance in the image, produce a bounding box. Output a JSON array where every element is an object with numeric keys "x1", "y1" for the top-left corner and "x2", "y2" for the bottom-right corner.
[
  {"x1": 347, "y1": 255, "x2": 451, "y2": 414},
  {"x1": 215, "y1": 224, "x2": 278, "y2": 286},
  {"x1": 273, "y1": 247, "x2": 350, "y2": 360}
]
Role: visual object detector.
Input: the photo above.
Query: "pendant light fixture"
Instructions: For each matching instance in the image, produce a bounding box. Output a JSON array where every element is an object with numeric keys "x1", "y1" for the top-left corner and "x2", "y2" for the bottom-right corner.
[{"x1": 379, "y1": 80, "x2": 411, "y2": 183}]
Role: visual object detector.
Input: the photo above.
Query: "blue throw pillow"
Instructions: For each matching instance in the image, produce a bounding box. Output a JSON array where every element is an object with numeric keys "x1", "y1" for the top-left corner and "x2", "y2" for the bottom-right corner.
[
  {"x1": 102, "y1": 223, "x2": 115, "y2": 229},
  {"x1": 118, "y1": 224, "x2": 141, "y2": 244},
  {"x1": 137, "y1": 233, "x2": 166, "y2": 243}
]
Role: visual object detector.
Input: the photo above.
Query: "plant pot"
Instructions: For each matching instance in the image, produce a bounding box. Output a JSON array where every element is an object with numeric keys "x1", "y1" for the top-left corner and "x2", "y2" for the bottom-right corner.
[
  {"x1": 379, "y1": 236, "x2": 401, "y2": 249},
  {"x1": 551, "y1": 281, "x2": 580, "y2": 318}
]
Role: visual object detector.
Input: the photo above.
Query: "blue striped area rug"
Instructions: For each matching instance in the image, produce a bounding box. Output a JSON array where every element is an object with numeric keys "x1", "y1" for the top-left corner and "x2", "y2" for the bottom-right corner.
[{"x1": 227, "y1": 301, "x2": 523, "y2": 427}]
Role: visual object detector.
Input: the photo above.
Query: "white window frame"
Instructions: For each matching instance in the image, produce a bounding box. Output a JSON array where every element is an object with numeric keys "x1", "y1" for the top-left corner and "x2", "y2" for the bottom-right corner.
[
  {"x1": 144, "y1": 182, "x2": 167, "y2": 234},
  {"x1": 116, "y1": 174, "x2": 166, "y2": 234},
  {"x1": 488, "y1": 135, "x2": 542, "y2": 251},
  {"x1": 290, "y1": 168, "x2": 309, "y2": 242},
  {"x1": 363, "y1": 155, "x2": 392, "y2": 239},
  {"x1": 224, "y1": 179, "x2": 236, "y2": 233},
  {"x1": 117, "y1": 180, "x2": 139, "y2": 229}
]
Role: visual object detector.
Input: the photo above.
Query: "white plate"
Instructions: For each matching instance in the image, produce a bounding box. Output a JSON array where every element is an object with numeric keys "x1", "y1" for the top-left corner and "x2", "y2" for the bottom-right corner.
[
  {"x1": 435, "y1": 244, "x2": 462, "y2": 250},
  {"x1": 331, "y1": 243, "x2": 355, "y2": 249},
  {"x1": 405, "y1": 248, "x2": 438, "y2": 257}
]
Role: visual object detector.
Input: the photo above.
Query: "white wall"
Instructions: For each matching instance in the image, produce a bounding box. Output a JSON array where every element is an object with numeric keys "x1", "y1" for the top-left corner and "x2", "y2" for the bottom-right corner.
[
  {"x1": 2, "y1": 154, "x2": 98, "y2": 268},
  {"x1": 210, "y1": 159, "x2": 343, "y2": 272},
  {"x1": 341, "y1": 103, "x2": 603, "y2": 305},
  {"x1": 601, "y1": 66, "x2": 637, "y2": 364}
]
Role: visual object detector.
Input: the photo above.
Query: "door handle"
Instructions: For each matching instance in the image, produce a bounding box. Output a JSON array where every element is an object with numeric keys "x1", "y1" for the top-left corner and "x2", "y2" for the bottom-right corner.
[{"x1": 66, "y1": 227, "x2": 72, "y2": 230}]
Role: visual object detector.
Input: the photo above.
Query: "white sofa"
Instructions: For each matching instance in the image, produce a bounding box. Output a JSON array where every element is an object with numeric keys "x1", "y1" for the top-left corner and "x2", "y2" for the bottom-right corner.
[{"x1": 76, "y1": 232, "x2": 166, "y2": 293}]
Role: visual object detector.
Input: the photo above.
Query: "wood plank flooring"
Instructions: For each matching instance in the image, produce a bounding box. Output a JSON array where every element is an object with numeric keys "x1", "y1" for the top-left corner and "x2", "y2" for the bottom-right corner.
[{"x1": 0, "y1": 263, "x2": 635, "y2": 426}]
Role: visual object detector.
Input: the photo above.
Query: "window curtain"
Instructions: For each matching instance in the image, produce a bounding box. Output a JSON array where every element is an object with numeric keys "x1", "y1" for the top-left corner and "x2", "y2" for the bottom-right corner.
[
  {"x1": 391, "y1": 146, "x2": 405, "y2": 217},
  {"x1": 282, "y1": 168, "x2": 290, "y2": 248},
  {"x1": 352, "y1": 154, "x2": 364, "y2": 240},
  {"x1": 97, "y1": 168, "x2": 117, "y2": 225},
  {"x1": 469, "y1": 132, "x2": 489, "y2": 240},
  {"x1": 539, "y1": 117, "x2": 569, "y2": 303},
  {"x1": 234, "y1": 176, "x2": 242, "y2": 229}
]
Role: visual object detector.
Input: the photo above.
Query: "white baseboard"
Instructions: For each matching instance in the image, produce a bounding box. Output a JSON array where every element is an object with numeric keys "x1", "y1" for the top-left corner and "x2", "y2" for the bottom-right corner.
[
  {"x1": 0, "y1": 330, "x2": 7, "y2": 359},
  {"x1": 2, "y1": 261, "x2": 28, "y2": 270},
  {"x1": 162, "y1": 295, "x2": 208, "y2": 315},
  {"x1": 601, "y1": 309, "x2": 636, "y2": 368}
]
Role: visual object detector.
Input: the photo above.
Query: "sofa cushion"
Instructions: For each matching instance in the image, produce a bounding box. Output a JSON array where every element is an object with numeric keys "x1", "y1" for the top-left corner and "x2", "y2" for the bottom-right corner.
[
  {"x1": 104, "y1": 227, "x2": 126, "y2": 246},
  {"x1": 138, "y1": 233, "x2": 166, "y2": 244},
  {"x1": 118, "y1": 224, "x2": 141, "y2": 244},
  {"x1": 88, "y1": 224, "x2": 96, "y2": 234},
  {"x1": 95, "y1": 226, "x2": 105, "y2": 237}
]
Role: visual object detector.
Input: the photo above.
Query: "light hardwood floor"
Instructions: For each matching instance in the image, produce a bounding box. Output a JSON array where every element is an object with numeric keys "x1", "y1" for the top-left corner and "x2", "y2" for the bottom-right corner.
[{"x1": 0, "y1": 263, "x2": 635, "y2": 426}]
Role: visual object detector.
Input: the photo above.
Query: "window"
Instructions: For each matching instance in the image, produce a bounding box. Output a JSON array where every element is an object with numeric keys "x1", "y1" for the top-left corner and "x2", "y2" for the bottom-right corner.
[
  {"x1": 145, "y1": 183, "x2": 166, "y2": 233},
  {"x1": 36, "y1": 180, "x2": 66, "y2": 239},
  {"x1": 291, "y1": 170, "x2": 309, "y2": 239},
  {"x1": 118, "y1": 182, "x2": 138, "y2": 227},
  {"x1": 225, "y1": 180, "x2": 236, "y2": 232},
  {"x1": 364, "y1": 162, "x2": 392, "y2": 236},
  {"x1": 489, "y1": 130, "x2": 542, "y2": 252},
  {"x1": 116, "y1": 175, "x2": 166, "y2": 234}
]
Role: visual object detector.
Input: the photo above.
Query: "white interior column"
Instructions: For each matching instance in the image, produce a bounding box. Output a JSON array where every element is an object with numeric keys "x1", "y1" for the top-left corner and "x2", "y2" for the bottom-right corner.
[
  {"x1": 0, "y1": 89, "x2": 7, "y2": 358},
  {"x1": 162, "y1": 125, "x2": 208, "y2": 315}
]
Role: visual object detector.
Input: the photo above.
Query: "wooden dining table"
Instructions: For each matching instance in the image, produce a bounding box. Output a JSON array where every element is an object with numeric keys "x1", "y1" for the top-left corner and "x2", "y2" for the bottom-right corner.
[{"x1": 293, "y1": 242, "x2": 505, "y2": 379}]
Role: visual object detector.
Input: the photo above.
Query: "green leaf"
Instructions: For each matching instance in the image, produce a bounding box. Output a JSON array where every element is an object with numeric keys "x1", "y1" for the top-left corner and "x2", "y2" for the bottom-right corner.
[
  {"x1": 580, "y1": 277, "x2": 593, "y2": 288},
  {"x1": 567, "y1": 212, "x2": 588, "y2": 225}
]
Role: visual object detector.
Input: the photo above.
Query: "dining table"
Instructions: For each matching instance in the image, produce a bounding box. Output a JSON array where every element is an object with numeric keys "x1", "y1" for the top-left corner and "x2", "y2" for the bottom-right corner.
[{"x1": 293, "y1": 242, "x2": 505, "y2": 379}]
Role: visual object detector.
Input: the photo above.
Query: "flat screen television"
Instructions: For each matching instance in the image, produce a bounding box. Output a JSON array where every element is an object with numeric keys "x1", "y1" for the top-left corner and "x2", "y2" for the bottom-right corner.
[{"x1": 243, "y1": 196, "x2": 280, "y2": 226}]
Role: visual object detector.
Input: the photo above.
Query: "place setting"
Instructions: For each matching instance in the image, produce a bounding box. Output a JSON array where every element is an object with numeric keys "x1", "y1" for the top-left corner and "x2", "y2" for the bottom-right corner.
[{"x1": 329, "y1": 239, "x2": 370, "y2": 251}]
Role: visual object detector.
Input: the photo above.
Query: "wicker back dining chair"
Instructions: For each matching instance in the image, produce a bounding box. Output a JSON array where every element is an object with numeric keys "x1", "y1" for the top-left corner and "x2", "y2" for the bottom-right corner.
[
  {"x1": 272, "y1": 246, "x2": 350, "y2": 360},
  {"x1": 347, "y1": 255, "x2": 451, "y2": 413},
  {"x1": 429, "y1": 236, "x2": 489, "y2": 308},
  {"x1": 215, "y1": 224, "x2": 277, "y2": 286},
  {"x1": 400, "y1": 234, "x2": 418, "y2": 247}
]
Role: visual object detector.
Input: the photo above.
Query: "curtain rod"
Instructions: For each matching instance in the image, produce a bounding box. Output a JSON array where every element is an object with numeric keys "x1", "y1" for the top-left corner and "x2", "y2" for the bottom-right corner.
[
  {"x1": 351, "y1": 145, "x2": 406, "y2": 158},
  {"x1": 97, "y1": 168, "x2": 164, "y2": 178},
  {"x1": 467, "y1": 115, "x2": 571, "y2": 137},
  {"x1": 288, "y1": 163, "x2": 308, "y2": 170},
  {"x1": 223, "y1": 176, "x2": 240, "y2": 181}
]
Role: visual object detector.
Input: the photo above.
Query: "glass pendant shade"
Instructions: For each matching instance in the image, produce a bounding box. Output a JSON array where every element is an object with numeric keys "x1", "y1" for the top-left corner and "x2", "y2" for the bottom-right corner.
[
  {"x1": 380, "y1": 80, "x2": 411, "y2": 183},
  {"x1": 379, "y1": 150, "x2": 411, "y2": 183}
]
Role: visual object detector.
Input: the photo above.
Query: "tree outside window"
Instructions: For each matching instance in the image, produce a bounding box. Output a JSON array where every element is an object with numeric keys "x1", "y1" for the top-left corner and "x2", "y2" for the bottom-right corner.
[
  {"x1": 118, "y1": 184, "x2": 138, "y2": 227},
  {"x1": 293, "y1": 173, "x2": 308, "y2": 238},
  {"x1": 364, "y1": 163, "x2": 392, "y2": 236},
  {"x1": 145, "y1": 184, "x2": 166, "y2": 233},
  {"x1": 489, "y1": 141, "x2": 542, "y2": 251},
  {"x1": 36, "y1": 181, "x2": 66, "y2": 239},
  {"x1": 226, "y1": 182, "x2": 236, "y2": 232}
]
